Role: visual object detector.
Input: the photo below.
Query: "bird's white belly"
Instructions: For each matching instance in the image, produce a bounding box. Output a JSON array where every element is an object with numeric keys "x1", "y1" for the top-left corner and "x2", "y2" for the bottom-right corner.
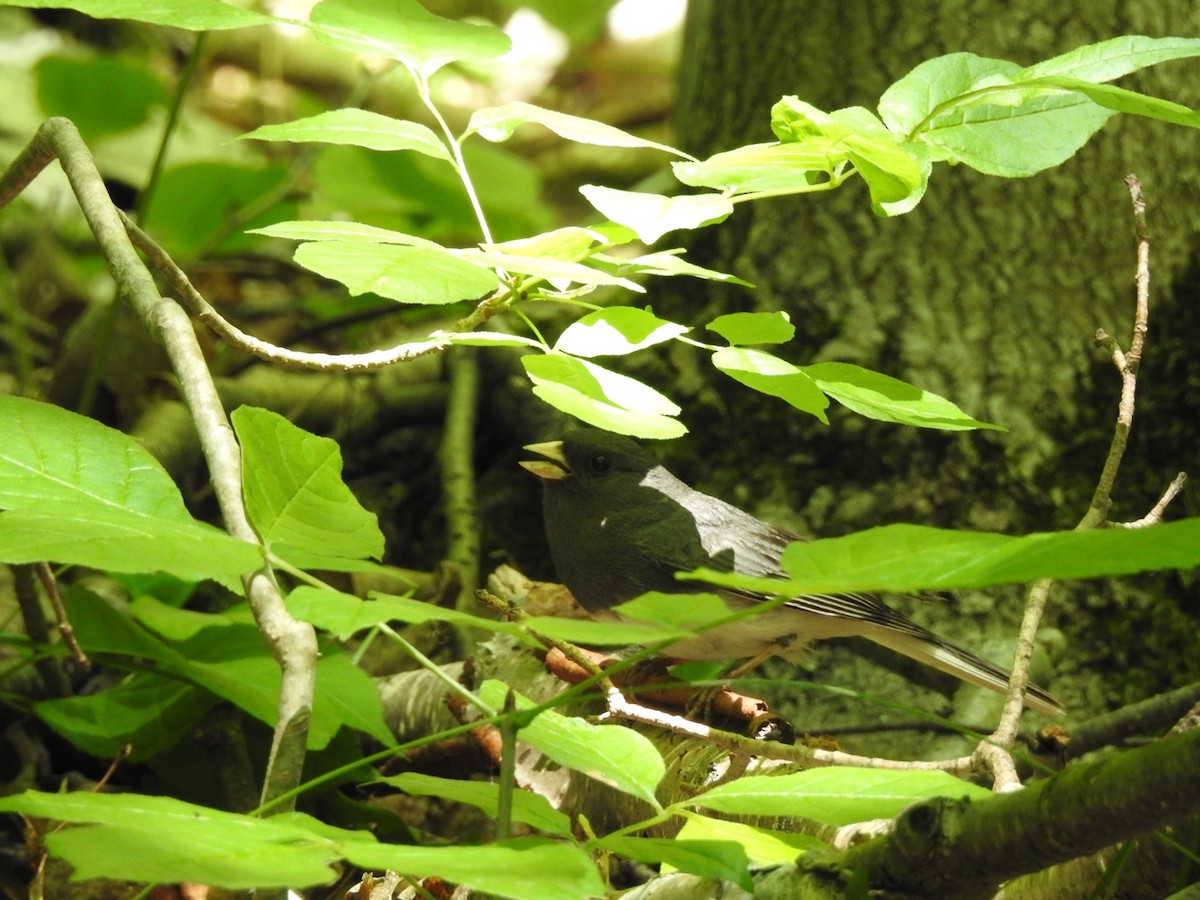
[{"x1": 653, "y1": 603, "x2": 864, "y2": 663}]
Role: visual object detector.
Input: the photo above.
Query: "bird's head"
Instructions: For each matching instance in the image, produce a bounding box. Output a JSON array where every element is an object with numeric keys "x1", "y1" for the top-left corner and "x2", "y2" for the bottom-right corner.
[{"x1": 519, "y1": 428, "x2": 658, "y2": 492}]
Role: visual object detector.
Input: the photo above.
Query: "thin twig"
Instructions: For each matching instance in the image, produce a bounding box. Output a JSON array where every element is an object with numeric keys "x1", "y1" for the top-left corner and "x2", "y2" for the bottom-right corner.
[
  {"x1": 35, "y1": 562, "x2": 88, "y2": 669},
  {"x1": 442, "y1": 349, "x2": 481, "y2": 613},
  {"x1": 990, "y1": 174, "x2": 1156, "y2": 758},
  {"x1": 118, "y1": 208, "x2": 513, "y2": 371}
]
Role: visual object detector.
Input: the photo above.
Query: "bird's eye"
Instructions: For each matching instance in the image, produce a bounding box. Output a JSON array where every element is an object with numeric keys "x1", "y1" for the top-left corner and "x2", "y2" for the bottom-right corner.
[{"x1": 589, "y1": 454, "x2": 612, "y2": 474}]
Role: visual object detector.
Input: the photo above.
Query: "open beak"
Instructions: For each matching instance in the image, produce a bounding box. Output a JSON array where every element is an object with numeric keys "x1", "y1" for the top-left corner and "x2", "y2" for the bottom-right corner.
[{"x1": 520, "y1": 440, "x2": 569, "y2": 481}]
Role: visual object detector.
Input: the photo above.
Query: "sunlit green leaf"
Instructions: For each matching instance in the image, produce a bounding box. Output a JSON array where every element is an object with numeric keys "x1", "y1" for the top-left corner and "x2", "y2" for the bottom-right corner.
[
  {"x1": 606, "y1": 250, "x2": 753, "y2": 286},
  {"x1": 675, "y1": 812, "x2": 824, "y2": 866},
  {"x1": 802, "y1": 361, "x2": 1001, "y2": 430},
  {"x1": 707, "y1": 311, "x2": 794, "y2": 345},
  {"x1": 686, "y1": 518, "x2": 1200, "y2": 597},
  {"x1": 1018, "y1": 35, "x2": 1200, "y2": 83},
  {"x1": 467, "y1": 101, "x2": 689, "y2": 157},
  {"x1": 308, "y1": 0, "x2": 510, "y2": 76},
  {"x1": 672, "y1": 142, "x2": 836, "y2": 194},
  {"x1": 240, "y1": 109, "x2": 452, "y2": 160},
  {"x1": 293, "y1": 241, "x2": 499, "y2": 304},
  {"x1": 688, "y1": 769, "x2": 991, "y2": 826},
  {"x1": 711, "y1": 347, "x2": 829, "y2": 423},
  {"x1": 4, "y1": 0, "x2": 272, "y2": 29},
  {"x1": 233, "y1": 407, "x2": 384, "y2": 561},
  {"x1": 380, "y1": 773, "x2": 572, "y2": 837},
  {"x1": 593, "y1": 835, "x2": 751, "y2": 890},
  {"x1": 554, "y1": 307, "x2": 688, "y2": 357},
  {"x1": 579, "y1": 185, "x2": 733, "y2": 244},
  {"x1": 479, "y1": 680, "x2": 665, "y2": 807},
  {"x1": 250, "y1": 220, "x2": 443, "y2": 247}
]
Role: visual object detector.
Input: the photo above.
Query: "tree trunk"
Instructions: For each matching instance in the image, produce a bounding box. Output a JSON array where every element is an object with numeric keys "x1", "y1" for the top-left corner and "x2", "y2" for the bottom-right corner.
[{"x1": 651, "y1": 0, "x2": 1200, "y2": 745}]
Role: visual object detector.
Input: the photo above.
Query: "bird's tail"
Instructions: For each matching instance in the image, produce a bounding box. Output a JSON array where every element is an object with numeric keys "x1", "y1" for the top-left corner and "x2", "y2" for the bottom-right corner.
[{"x1": 866, "y1": 627, "x2": 1063, "y2": 716}]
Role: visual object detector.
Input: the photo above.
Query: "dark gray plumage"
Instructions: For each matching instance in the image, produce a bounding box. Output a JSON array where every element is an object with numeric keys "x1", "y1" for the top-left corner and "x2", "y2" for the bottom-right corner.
[{"x1": 523, "y1": 428, "x2": 1062, "y2": 716}]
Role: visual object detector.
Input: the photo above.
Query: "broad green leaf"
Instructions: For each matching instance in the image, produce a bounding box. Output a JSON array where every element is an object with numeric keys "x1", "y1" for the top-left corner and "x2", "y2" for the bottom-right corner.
[
  {"x1": 711, "y1": 347, "x2": 829, "y2": 423},
  {"x1": 529, "y1": 381, "x2": 686, "y2": 439},
  {"x1": 801, "y1": 361, "x2": 1001, "y2": 430},
  {"x1": 460, "y1": 247, "x2": 642, "y2": 290},
  {"x1": 293, "y1": 241, "x2": 499, "y2": 304},
  {"x1": 380, "y1": 772, "x2": 572, "y2": 837},
  {"x1": 0, "y1": 395, "x2": 191, "y2": 519},
  {"x1": 442, "y1": 331, "x2": 544, "y2": 349},
  {"x1": 769, "y1": 97, "x2": 921, "y2": 204},
  {"x1": 131, "y1": 594, "x2": 249, "y2": 642},
  {"x1": 554, "y1": 307, "x2": 688, "y2": 357},
  {"x1": 675, "y1": 812, "x2": 824, "y2": 866},
  {"x1": 240, "y1": 109, "x2": 452, "y2": 160},
  {"x1": 232, "y1": 407, "x2": 384, "y2": 561},
  {"x1": 35, "y1": 676, "x2": 214, "y2": 760},
  {"x1": 689, "y1": 769, "x2": 991, "y2": 826},
  {"x1": 36, "y1": 55, "x2": 167, "y2": 141},
  {"x1": 0, "y1": 506, "x2": 261, "y2": 579},
  {"x1": 344, "y1": 838, "x2": 606, "y2": 900},
  {"x1": 287, "y1": 585, "x2": 528, "y2": 641},
  {"x1": 4, "y1": 0, "x2": 272, "y2": 29},
  {"x1": 485, "y1": 226, "x2": 608, "y2": 260},
  {"x1": 593, "y1": 836, "x2": 751, "y2": 890},
  {"x1": 467, "y1": 101, "x2": 689, "y2": 158},
  {"x1": 1021, "y1": 76, "x2": 1200, "y2": 128},
  {"x1": 614, "y1": 591, "x2": 734, "y2": 633},
  {"x1": 1018, "y1": 35, "x2": 1200, "y2": 83},
  {"x1": 878, "y1": 52, "x2": 1021, "y2": 136},
  {"x1": 916, "y1": 91, "x2": 1113, "y2": 177},
  {"x1": 672, "y1": 142, "x2": 836, "y2": 194},
  {"x1": 521, "y1": 615, "x2": 692, "y2": 647},
  {"x1": 687, "y1": 518, "x2": 1200, "y2": 597},
  {"x1": 707, "y1": 311, "x2": 794, "y2": 346},
  {"x1": 250, "y1": 220, "x2": 443, "y2": 247},
  {"x1": 523, "y1": 353, "x2": 686, "y2": 439},
  {"x1": 479, "y1": 680, "x2": 665, "y2": 807},
  {"x1": 308, "y1": 0, "x2": 510, "y2": 76},
  {"x1": 579, "y1": 185, "x2": 733, "y2": 244},
  {"x1": 606, "y1": 250, "x2": 753, "y2": 286},
  {"x1": 0, "y1": 791, "x2": 605, "y2": 899}
]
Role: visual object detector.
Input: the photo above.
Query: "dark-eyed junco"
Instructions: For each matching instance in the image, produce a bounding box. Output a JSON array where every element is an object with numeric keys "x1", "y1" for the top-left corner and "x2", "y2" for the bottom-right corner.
[{"x1": 522, "y1": 428, "x2": 1062, "y2": 716}]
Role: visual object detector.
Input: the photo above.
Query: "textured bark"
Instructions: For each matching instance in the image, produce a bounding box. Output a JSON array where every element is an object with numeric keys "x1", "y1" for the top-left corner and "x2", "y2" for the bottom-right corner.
[{"x1": 649, "y1": 0, "x2": 1200, "y2": 743}]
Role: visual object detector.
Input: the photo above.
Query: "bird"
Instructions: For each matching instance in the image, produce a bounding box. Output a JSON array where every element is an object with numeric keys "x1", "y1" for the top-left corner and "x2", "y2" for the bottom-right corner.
[{"x1": 521, "y1": 427, "x2": 1063, "y2": 716}]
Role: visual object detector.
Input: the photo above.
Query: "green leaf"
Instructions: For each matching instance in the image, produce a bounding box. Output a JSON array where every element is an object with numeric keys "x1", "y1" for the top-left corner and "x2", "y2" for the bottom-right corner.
[
  {"x1": 521, "y1": 615, "x2": 690, "y2": 647},
  {"x1": 293, "y1": 240, "x2": 499, "y2": 304},
  {"x1": 36, "y1": 55, "x2": 167, "y2": 141},
  {"x1": 688, "y1": 769, "x2": 991, "y2": 826},
  {"x1": 287, "y1": 585, "x2": 528, "y2": 641},
  {"x1": 250, "y1": 220, "x2": 444, "y2": 247},
  {"x1": 1018, "y1": 35, "x2": 1200, "y2": 83},
  {"x1": 4, "y1": 0, "x2": 273, "y2": 29},
  {"x1": 443, "y1": 331, "x2": 545, "y2": 349},
  {"x1": 240, "y1": 109, "x2": 452, "y2": 160},
  {"x1": 36, "y1": 676, "x2": 214, "y2": 760},
  {"x1": 878, "y1": 52, "x2": 1022, "y2": 136},
  {"x1": 607, "y1": 250, "x2": 753, "y2": 286},
  {"x1": 923, "y1": 93, "x2": 1112, "y2": 177},
  {"x1": 688, "y1": 519, "x2": 1200, "y2": 597},
  {"x1": 675, "y1": 812, "x2": 824, "y2": 866},
  {"x1": 614, "y1": 591, "x2": 734, "y2": 633},
  {"x1": 801, "y1": 361, "x2": 1001, "y2": 430},
  {"x1": 522, "y1": 353, "x2": 686, "y2": 439},
  {"x1": 708, "y1": 311, "x2": 794, "y2": 345},
  {"x1": 308, "y1": 0, "x2": 510, "y2": 77},
  {"x1": 1021, "y1": 76, "x2": 1200, "y2": 128},
  {"x1": 711, "y1": 347, "x2": 829, "y2": 423},
  {"x1": 467, "y1": 101, "x2": 689, "y2": 158},
  {"x1": 232, "y1": 407, "x2": 384, "y2": 561},
  {"x1": 593, "y1": 836, "x2": 751, "y2": 890},
  {"x1": 0, "y1": 507, "x2": 260, "y2": 579},
  {"x1": 673, "y1": 142, "x2": 836, "y2": 194},
  {"x1": 485, "y1": 226, "x2": 609, "y2": 260},
  {"x1": 479, "y1": 680, "x2": 665, "y2": 807},
  {"x1": 554, "y1": 307, "x2": 688, "y2": 357},
  {"x1": 0, "y1": 791, "x2": 604, "y2": 899},
  {"x1": 461, "y1": 247, "x2": 641, "y2": 290},
  {"x1": 579, "y1": 185, "x2": 733, "y2": 244},
  {"x1": 0, "y1": 396, "x2": 191, "y2": 519},
  {"x1": 380, "y1": 773, "x2": 572, "y2": 837}
]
